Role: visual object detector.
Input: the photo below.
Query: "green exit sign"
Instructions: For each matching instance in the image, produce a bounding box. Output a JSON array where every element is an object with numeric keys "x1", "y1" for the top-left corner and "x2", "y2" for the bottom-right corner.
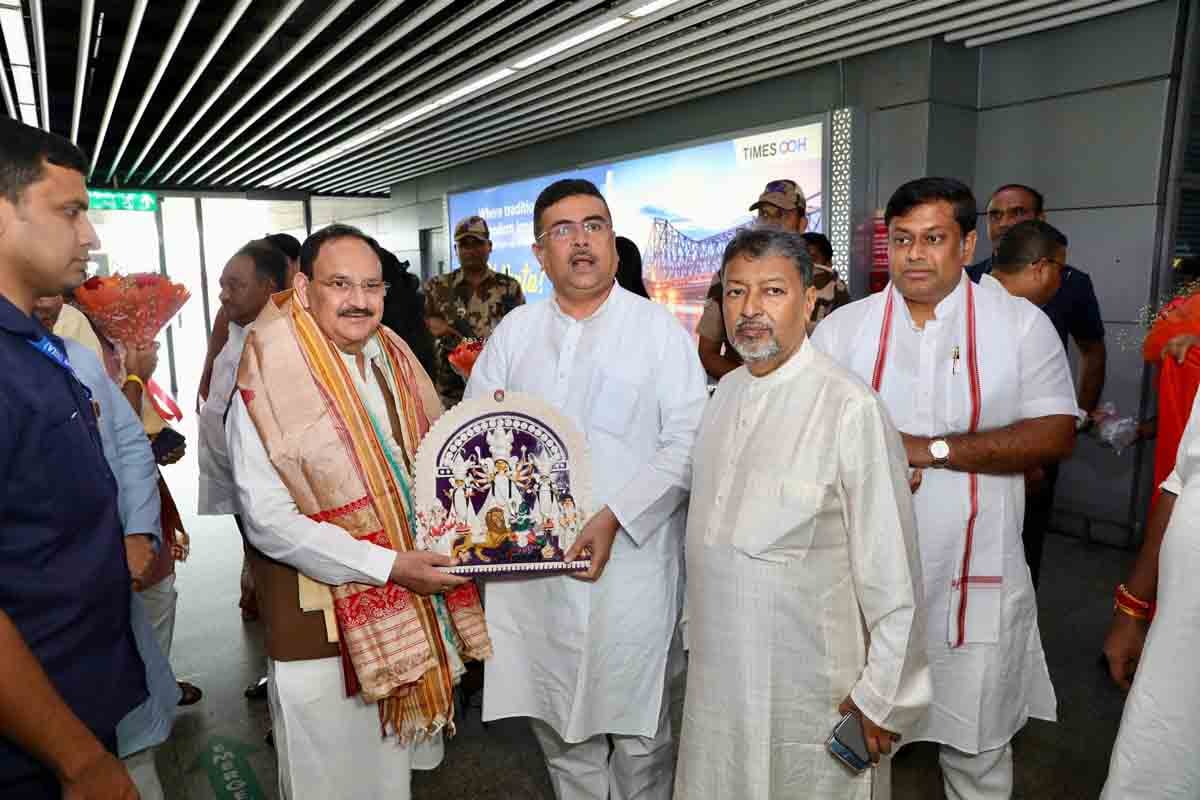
[{"x1": 87, "y1": 189, "x2": 157, "y2": 212}]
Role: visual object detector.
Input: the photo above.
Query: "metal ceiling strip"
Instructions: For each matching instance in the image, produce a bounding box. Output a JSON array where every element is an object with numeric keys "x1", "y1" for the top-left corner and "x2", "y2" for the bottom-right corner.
[
  {"x1": 141, "y1": 0, "x2": 307, "y2": 183},
  {"x1": 230, "y1": 0, "x2": 606, "y2": 187},
  {"x1": 124, "y1": 0, "x2": 253, "y2": 181},
  {"x1": 28, "y1": 0, "x2": 45, "y2": 129},
  {"x1": 70, "y1": 0, "x2": 93, "y2": 143},
  {"x1": 292, "y1": 0, "x2": 844, "y2": 187},
  {"x1": 186, "y1": 0, "x2": 458, "y2": 186},
  {"x1": 88, "y1": 0, "x2": 148, "y2": 178},
  {"x1": 164, "y1": 0, "x2": 365, "y2": 183},
  {"x1": 961, "y1": 0, "x2": 1162, "y2": 46},
  {"x1": 946, "y1": 0, "x2": 1126, "y2": 41},
  {"x1": 251, "y1": 0, "x2": 724, "y2": 187},
  {"x1": 306, "y1": 0, "x2": 946, "y2": 190},
  {"x1": 333, "y1": 0, "x2": 1014, "y2": 192},
  {"x1": 103, "y1": 0, "x2": 200, "y2": 182}
]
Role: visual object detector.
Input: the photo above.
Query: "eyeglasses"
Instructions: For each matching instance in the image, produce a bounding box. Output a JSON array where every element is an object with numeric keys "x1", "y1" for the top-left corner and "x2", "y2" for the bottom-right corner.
[
  {"x1": 536, "y1": 219, "x2": 612, "y2": 242},
  {"x1": 316, "y1": 278, "x2": 390, "y2": 295}
]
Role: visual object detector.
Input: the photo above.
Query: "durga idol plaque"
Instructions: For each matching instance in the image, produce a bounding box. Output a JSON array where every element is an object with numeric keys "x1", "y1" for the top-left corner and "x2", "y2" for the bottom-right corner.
[{"x1": 413, "y1": 390, "x2": 592, "y2": 576}]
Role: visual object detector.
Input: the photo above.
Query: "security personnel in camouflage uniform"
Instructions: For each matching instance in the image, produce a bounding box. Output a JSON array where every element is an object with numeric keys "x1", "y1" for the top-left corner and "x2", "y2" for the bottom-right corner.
[
  {"x1": 424, "y1": 215, "x2": 525, "y2": 406},
  {"x1": 696, "y1": 179, "x2": 848, "y2": 381}
]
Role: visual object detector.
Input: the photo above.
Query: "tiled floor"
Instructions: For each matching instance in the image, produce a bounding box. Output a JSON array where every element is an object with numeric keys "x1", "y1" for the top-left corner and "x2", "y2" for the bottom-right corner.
[{"x1": 158, "y1": 458, "x2": 1136, "y2": 799}]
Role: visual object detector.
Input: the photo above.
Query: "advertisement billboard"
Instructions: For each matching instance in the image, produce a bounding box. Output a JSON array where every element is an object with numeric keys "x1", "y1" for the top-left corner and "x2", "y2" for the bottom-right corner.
[{"x1": 447, "y1": 119, "x2": 825, "y2": 334}]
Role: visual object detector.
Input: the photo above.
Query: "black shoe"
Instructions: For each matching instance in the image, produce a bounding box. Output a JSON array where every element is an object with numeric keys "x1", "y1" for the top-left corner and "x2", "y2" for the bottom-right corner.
[{"x1": 244, "y1": 676, "x2": 269, "y2": 700}]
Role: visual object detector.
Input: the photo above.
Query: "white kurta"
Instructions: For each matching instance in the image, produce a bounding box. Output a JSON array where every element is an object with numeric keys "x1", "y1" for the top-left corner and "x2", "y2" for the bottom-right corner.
[
  {"x1": 1102, "y1": 389, "x2": 1200, "y2": 799},
  {"x1": 464, "y1": 284, "x2": 707, "y2": 742},
  {"x1": 675, "y1": 339, "x2": 931, "y2": 800},
  {"x1": 198, "y1": 321, "x2": 249, "y2": 515},
  {"x1": 811, "y1": 273, "x2": 1076, "y2": 754}
]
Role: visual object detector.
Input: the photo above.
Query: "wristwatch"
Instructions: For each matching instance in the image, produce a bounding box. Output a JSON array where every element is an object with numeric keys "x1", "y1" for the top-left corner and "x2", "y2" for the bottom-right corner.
[{"x1": 928, "y1": 438, "x2": 950, "y2": 468}]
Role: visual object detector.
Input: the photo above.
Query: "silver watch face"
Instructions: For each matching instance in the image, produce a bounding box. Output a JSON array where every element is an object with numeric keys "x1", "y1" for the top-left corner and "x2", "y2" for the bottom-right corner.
[{"x1": 930, "y1": 439, "x2": 950, "y2": 460}]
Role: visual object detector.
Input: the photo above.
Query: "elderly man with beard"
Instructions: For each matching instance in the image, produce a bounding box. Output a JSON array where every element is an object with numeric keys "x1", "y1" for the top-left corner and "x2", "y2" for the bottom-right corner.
[
  {"x1": 675, "y1": 228, "x2": 929, "y2": 799},
  {"x1": 225, "y1": 224, "x2": 492, "y2": 799},
  {"x1": 465, "y1": 178, "x2": 707, "y2": 800}
]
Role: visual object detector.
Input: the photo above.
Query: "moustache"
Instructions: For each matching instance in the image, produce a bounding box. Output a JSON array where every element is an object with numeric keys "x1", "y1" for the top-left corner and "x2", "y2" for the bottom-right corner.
[
  {"x1": 734, "y1": 317, "x2": 773, "y2": 335},
  {"x1": 339, "y1": 308, "x2": 374, "y2": 318}
]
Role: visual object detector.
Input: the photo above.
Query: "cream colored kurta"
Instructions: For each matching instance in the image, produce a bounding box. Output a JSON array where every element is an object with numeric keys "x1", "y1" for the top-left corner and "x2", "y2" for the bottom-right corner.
[
  {"x1": 675, "y1": 339, "x2": 930, "y2": 800},
  {"x1": 198, "y1": 321, "x2": 249, "y2": 515},
  {"x1": 1102, "y1": 389, "x2": 1200, "y2": 799},
  {"x1": 464, "y1": 284, "x2": 707, "y2": 742},
  {"x1": 812, "y1": 273, "x2": 1077, "y2": 754}
]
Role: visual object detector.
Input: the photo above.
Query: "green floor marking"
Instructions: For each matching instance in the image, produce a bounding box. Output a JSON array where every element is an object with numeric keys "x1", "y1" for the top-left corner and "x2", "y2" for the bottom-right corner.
[{"x1": 190, "y1": 735, "x2": 267, "y2": 800}]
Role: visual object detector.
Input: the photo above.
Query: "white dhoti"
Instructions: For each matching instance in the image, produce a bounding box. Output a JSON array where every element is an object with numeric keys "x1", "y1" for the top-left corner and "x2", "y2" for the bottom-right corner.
[
  {"x1": 268, "y1": 657, "x2": 444, "y2": 800},
  {"x1": 939, "y1": 743, "x2": 1014, "y2": 800}
]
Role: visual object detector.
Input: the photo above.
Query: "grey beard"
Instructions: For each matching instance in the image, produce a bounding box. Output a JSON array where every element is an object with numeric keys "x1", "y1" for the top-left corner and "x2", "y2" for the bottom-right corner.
[{"x1": 732, "y1": 334, "x2": 781, "y2": 364}]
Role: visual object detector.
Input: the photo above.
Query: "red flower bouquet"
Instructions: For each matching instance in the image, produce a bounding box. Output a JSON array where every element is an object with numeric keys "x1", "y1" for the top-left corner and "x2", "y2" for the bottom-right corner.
[
  {"x1": 447, "y1": 338, "x2": 485, "y2": 380},
  {"x1": 74, "y1": 273, "x2": 190, "y2": 348}
]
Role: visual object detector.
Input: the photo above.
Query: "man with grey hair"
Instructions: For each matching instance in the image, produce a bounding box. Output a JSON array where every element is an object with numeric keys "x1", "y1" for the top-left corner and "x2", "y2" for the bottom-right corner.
[{"x1": 676, "y1": 228, "x2": 930, "y2": 799}]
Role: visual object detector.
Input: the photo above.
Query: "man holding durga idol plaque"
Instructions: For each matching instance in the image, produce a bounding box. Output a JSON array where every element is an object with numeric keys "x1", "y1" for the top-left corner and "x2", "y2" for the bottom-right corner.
[{"x1": 465, "y1": 178, "x2": 707, "y2": 800}]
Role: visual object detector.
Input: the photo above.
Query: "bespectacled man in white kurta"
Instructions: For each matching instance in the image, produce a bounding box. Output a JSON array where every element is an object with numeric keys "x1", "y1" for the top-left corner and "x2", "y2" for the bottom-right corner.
[
  {"x1": 464, "y1": 178, "x2": 707, "y2": 800},
  {"x1": 675, "y1": 228, "x2": 931, "y2": 800},
  {"x1": 811, "y1": 177, "x2": 1077, "y2": 799}
]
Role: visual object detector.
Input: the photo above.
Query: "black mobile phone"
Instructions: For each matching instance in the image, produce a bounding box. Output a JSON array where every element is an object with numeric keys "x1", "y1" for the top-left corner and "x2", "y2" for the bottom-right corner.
[{"x1": 826, "y1": 712, "x2": 872, "y2": 773}]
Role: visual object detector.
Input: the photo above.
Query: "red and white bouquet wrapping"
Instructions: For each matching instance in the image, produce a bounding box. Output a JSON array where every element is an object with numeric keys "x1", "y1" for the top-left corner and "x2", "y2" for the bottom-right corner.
[
  {"x1": 74, "y1": 272, "x2": 190, "y2": 421},
  {"x1": 74, "y1": 272, "x2": 190, "y2": 348}
]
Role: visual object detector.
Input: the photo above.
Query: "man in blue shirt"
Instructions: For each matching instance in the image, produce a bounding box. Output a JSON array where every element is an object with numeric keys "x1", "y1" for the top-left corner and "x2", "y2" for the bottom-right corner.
[
  {"x1": 971, "y1": 187, "x2": 1107, "y2": 588},
  {"x1": 0, "y1": 118, "x2": 145, "y2": 798},
  {"x1": 968, "y1": 184, "x2": 1107, "y2": 410}
]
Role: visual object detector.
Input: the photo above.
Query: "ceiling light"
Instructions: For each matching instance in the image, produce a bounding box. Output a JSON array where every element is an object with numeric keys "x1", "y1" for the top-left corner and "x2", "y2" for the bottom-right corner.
[
  {"x1": 0, "y1": 4, "x2": 31, "y2": 67},
  {"x1": 628, "y1": 0, "x2": 683, "y2": 17},
  {"x1": 435, "y1": 68, "x2": 514, "y2": 106},
  {"x1": 512, "y1": 17, "x2": 629, "y2": 69},
  {"x1": 18, "y1": 102, "x2": 36, "y2": 126},
  {"x1": 11, "y1": 63, "x2": 34, "y2": 104}
]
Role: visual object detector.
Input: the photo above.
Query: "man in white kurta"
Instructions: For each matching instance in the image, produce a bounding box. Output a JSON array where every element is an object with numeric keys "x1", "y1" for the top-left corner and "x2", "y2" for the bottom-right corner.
[
  {"x1": 812, "y1": 178, "x2": 1077, "y2": 799},
  {"x1": 1102, "y1": 391, "x2": 1200, "y2": 798},
  {"x1": 465, "y1": 179, "x2": 706, "y2": 800},
  {"x1": 677, "y1": 229, "x2": 930, "y2": 800}
]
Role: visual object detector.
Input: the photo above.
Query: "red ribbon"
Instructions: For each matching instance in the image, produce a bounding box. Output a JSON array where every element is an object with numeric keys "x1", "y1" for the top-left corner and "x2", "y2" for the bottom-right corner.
[
  {"x1": 146, "y1": 378, "x2": 183, "y2": 422},
  {"x1": 872, "y1": 281, "x2": 982, "y2": 648}
]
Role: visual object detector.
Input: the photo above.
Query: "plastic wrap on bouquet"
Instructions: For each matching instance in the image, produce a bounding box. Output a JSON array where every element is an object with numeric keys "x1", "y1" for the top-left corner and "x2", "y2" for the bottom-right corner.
[
  {"x1": 414, "y1": 390, "x2": 592, "y2": 576},
  {"x1": 73, "y1": 273, "x2": 190, "y2": 348}
]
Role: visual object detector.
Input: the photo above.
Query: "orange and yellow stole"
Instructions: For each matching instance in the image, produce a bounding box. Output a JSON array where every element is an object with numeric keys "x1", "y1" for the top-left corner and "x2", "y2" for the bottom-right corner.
[{"x1": 237, "y1": 291, "x2": 491, "y2": 740}]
